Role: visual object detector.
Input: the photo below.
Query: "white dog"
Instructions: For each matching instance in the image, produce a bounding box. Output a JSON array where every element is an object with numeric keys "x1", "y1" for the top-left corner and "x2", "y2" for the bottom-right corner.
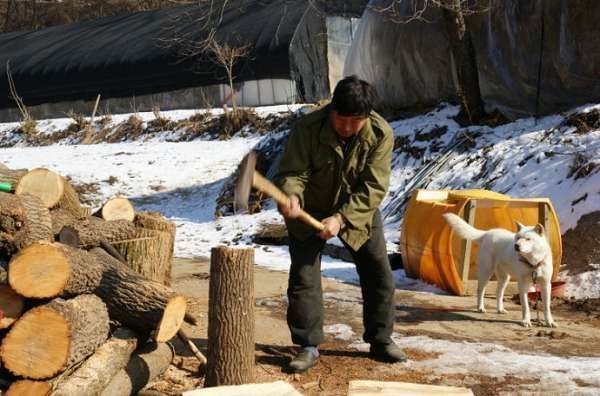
[{"x1": 443, "y1": 213, "x2": 556, "y2": 328}]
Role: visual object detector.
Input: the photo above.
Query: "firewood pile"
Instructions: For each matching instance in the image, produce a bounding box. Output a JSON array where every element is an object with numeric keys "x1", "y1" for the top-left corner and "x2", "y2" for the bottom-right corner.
[{"x1": 0, "y1": 166, "x2": 184, "y2": 396}]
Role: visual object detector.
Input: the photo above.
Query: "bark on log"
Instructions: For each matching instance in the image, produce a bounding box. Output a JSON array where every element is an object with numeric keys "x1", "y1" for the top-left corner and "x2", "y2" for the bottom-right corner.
[
  {"x1": 205, "y1": 247, "x2": 255, "y2": 387},
  {"x1": 0, "y1": 168, "x2": 27, "y2": 187},
  {"x1": 0, "y1": 285, "x2": 24, "y2": 330},
  {"x1": 114, "y1": 227, "x2": 172, "y2": 285},
  {"x1": 56, "y1": 178, "x2": 89, "y2": 219},
  {"x1": 0, "y1": 192, "x2": 52, "y2": 259},
  {"x1": 0, "y1": 294, "x2": 110, "y2": 379},
  {"x1": 5, "y1": 380, "x2": 52, "y2": 396},
  {"x1": 8, "y1": 242, "x2": 186, "y2": 342},
  {"x1": 51, "y1": 328, "x2": 137, "y2": 396},
  {"x1": 100, "y1": 342, "x2": 174, "y2": 396},
  {"x1": 50, "y1": 209, "x2": 137, "y2": 248},
  {"x1": 94, "y1": 197, "x2": 135, "y2": 221},
  {"x1": 134, "y1": 211, "x2": 176, "y2": 284}
]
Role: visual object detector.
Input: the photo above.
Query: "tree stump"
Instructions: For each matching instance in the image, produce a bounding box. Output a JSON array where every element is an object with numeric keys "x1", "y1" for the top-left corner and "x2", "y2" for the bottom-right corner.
[
  {"x1": 134, "y1": 211, "x2": 177, "y2": 284},
  {"x1": 0, "y1": 294, "x2": 110, "y2": 379},
  {"x1": 100, "y1": 342, "x2": 174, "y2": 396},
  {"x1": 51, "y1": 327, "x2": 137, "y2": 396},
  {"x1": 94, "y1": 197, "x2": 135, "y2": 222},
  {"x1": 0, "y1": 192, "x2": 52, "y2": 259},
  {"x1": 205, "y1": 247, "x2": 255, "y2": 387},
  {"x1": 114, "y1": 227, "x2": 172, "y2": 285},
  {"x1": 50, "y1": 209, "x2": 137, "y2": 248},
  {"x1": 0, "y1": 285, "x2": 24, "y2": 330},
  {"x1": 7, "y1": 242, "x2": 186, "y2": 342}
]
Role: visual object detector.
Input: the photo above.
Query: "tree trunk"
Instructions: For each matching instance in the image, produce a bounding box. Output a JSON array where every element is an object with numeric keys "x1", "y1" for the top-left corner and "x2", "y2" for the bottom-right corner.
[
  {"x1": 443, "y1": 4, "x2": 485, "y2": 124},
  {"x1": 134, "y1": 211, "x2": 176, "y2": 283},
  {"x1": 50, "y1": 209, "x2": 138, "y2": 248},
  {"x1": 114, "y1": 227, "x2": 172, "y2": 285},
  {"x1": 57, "y1": 178, "x2": 90, "y2": 219},
  {"x1": 0, "y1": 191, "x2": 52, "y2": 259},
  {"x1": 0, "y1": 294, "x2": 110, "y2": 379},
  {"x1": 205, "y1": 247, "x2": 254, "y2": 387},
  {"x1": 5, "y1": 380, "x2": 52, "y2": 396},
  {"x1": 100, "y1": 342, "x2": 174, "y2": 396},
  {"x1": 0, "y1": 285, "x2": 24, "y2": 330},
  {"x1": 0, "y1": 168, "x2": 27, "y2": 187},
  {"x1": 7, "y1": 242, "x2": 186, "y2": 342},
  {"x1": 51, "y1": 328, "x2": 137, "y2": 396},
  {"x1": 94, "y1": 197, "x2": 135, "y2": 222}
]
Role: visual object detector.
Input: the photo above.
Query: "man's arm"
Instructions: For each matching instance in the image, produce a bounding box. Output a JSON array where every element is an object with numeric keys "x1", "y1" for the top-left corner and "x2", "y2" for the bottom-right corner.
[
  {"x1": 336, "y1": 130, "x2": 393, "y2": 229},
  {"x1": 273, "y1": 125, "x2": 311, "y2": 210}
]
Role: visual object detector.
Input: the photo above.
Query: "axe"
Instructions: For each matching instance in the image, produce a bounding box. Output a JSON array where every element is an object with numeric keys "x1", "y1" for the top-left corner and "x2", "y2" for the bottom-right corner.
[{"x1": 233, "y1": 151, "x2": 325, "y2": 231}]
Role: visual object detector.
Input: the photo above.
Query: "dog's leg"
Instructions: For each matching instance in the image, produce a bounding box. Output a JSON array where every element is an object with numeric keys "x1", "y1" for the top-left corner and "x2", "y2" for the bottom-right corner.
[
  {"x1": 496, "y1": 272, "x2": 510, "y2": 314},
  {"x1": 541, "y1": 279, "x2": 557, "y2": 328},
  {"x1": 518, "y1": 279, "x2": 532, "y2": 327},
  {"x1": 477, "y1": 256, "x2": 494, "y2": 313}
]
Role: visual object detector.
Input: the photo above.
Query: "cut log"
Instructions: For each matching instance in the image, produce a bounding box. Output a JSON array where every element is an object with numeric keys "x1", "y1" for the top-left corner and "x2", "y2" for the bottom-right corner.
[
  {"x1": 94, "y1": 196, "x2": 135, "y2": 221},
  {"x1": 100, "y1": 342, "x2": 174, "y2": 396},
  {"x1": 50, "y1": 209, "x2": 137, "y2": 248},
  {"x1": 114, "y1": 227, "x2": 172, "y2": 285},
  {"x1": 205, "y1": 247, "x2": 255, "y2": 387},
  {"x1": 56, "y1": 178, "x2": 89, "y2": 219},
  {"x1": 5, "y1": 380, "x2": 52, "y2": 396},
  {"x1": 0, "y1": 168, "x2": 27, "y2": 187},
  {"x1": 0, "y1": 294, "x2": 110, "y2": 379},
  {"x1": 51, "y1": 327, "x2": 137, "y2": 396},
  {"x1": 0, "y1": 192, "x2": 52, "y2": 259},
  {"x1": 8, "y1": 242, "x2": 186, "y2": 342},
  {"x1": 134, "y1": 211, "x2": 177, "y2": 283},
  {"x1": 0, "y1": 285, "x2": 24, "y2": 329},
  {"x1": 15, "y1": 168, "x2": 64, "y2": 209}
]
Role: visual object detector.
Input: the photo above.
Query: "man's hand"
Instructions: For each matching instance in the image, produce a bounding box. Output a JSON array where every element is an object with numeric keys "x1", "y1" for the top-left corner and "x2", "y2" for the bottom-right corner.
[
  {"x1": 318, "y1": 214, "x2": 344, "y2": 240},
  {"x1": 278, "y1": 195, "x2": 302, "y2": 219}
]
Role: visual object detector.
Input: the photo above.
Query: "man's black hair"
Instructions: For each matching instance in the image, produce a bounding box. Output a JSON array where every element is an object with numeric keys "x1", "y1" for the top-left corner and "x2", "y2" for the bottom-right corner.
[{"x1": 331, "y1": 75, "x2": 379, "y2": 117}]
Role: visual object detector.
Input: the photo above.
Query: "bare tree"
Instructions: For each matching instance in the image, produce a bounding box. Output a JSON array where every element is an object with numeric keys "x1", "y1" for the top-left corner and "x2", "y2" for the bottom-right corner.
[
  {"x1": 372, "y1": 0, "x2": 489, "y2": 124},
  {"x1": 208, "y1": 39, "x2": 251, "y2": 112}
]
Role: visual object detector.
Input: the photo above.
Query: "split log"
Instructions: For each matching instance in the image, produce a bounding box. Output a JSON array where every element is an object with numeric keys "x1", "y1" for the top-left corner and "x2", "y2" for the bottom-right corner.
[
  {"x1": 0, "y1": 294, "x2": 110, "y2": 379},
  {"x1": 0, "y1": 285, "x2": 24, "y2": 330},
  {"x1": 0, "y1": 168, "x2": 27, "y2": 187},
  {"x1": 8, "y1": 242, "x2": 186, "y2": 342},
  {"x1": 51, "y1": 327, "x2": 137, "y2": 396},
  {"x1": 114, "y1": 227, "x2": 172, "y2": 285},
  {"x1": 205, "y1": 247, "x2": 255, "y2": 387},
  {"x1": 100, "y1": 342, "x2": 174, "y2": 396},
  {"x1": 15, "y1": 169, "x2": 88, "y2": 219},
  {"x1": 5, "y1": 380, "x2": 52, "y2": 396},
  {"x1": 50, "y1": 209, "x2": 137, "y2": 248},
  {"x1": 94, "y1": 196, "x2": 135, "y2": 221},
  {"x1": 0, "y1": 192, "x2": 52, "y2": 259},
  {"x1": 134, "y1": 211, "x2": 176, "y2": 283}
]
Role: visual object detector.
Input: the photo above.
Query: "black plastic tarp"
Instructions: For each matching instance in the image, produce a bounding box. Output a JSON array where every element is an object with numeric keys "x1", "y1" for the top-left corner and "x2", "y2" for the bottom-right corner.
[
  {"x1": 345, "y1": 0, "x2": 600, "y2": 118},
  {"x1": 0, "y1": 0, "x2": 307, "y2": 109}
]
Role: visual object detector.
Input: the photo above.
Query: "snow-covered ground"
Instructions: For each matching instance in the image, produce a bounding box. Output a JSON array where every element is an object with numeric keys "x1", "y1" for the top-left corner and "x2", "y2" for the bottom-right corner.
[{"x1": 1, "y1": 103, "x2": 598, "y2": 297}]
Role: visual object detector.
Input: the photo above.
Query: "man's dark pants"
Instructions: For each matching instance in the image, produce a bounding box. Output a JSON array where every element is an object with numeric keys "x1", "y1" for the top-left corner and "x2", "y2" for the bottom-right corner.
[{"x1": 286, "y1": 210, "x2": 395, "y2": 347}]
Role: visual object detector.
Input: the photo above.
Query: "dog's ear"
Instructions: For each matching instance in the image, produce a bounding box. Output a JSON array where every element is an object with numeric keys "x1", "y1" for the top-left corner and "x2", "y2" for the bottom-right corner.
[
  {"x1": 515, "y1": 221, "x2": 525, "y2": 232},
  {"x1": 534, "y1": 223, "x2": 545, "y2": 235}
]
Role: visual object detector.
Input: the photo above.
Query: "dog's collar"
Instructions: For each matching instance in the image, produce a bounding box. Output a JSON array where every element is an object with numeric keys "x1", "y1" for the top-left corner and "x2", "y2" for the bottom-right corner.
[{"x1": 518, "y1": 254, "x2": 545, "y2": 268}]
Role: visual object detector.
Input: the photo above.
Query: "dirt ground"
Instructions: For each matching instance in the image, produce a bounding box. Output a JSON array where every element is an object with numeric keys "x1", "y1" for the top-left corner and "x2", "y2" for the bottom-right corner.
[{"x1": 145, "y1": 257, "x2": 600, "y2": 396}]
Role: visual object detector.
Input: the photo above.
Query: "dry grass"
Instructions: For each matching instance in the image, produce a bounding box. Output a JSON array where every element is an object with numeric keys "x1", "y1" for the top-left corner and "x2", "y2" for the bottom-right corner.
[
  {"x1": 109, "y1": 115, "x2": 145, "y2": 142},
  {"x1": 568, "y1": 153, "x2": 598, "y2": 180},
  {"x1": 566, "y1": 109, "x2": 600, "y2": 135}
]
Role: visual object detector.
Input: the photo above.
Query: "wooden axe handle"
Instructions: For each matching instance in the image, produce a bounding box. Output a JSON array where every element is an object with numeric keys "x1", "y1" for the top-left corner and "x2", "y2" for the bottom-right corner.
[{"x1": 252, "y1": 172, "x2": 325, "y2": 231}]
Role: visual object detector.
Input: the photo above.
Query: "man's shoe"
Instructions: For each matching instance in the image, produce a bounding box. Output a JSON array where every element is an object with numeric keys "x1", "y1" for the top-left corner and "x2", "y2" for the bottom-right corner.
[
  {"x1": 369, "y1": 342, "x2": 407, "y2": 363},
  {"x1": 287, "y1": 350, "x2": 319, "y2": 373}
]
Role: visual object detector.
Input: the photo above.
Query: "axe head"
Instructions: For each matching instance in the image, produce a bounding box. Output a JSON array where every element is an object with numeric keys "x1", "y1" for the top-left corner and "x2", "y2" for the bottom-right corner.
[{"x1": 233, "y1": 150, "x2": 257, "y2": 213}]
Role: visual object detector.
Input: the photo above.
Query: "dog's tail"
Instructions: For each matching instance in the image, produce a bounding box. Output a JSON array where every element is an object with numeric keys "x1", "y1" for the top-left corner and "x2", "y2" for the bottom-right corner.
[{"x1": 442, "y1": 213, "x2": 486, "y2": 241}]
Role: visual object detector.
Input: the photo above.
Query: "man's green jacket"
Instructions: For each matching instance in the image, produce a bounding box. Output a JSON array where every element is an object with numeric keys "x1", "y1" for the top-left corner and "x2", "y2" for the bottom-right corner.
[{"x1": 274, "y1": 105, "x2": 393, "y2": 251}]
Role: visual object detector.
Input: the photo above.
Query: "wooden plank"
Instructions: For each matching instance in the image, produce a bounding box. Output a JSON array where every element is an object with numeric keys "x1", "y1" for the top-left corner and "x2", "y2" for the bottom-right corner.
[
  {"x1": 348, "y1": 380, "x2": 474, "y2": 396},
  {"x1": 463, "y1": 280, "x2": 519, "y2": 296},
  {"x1": 459, "y1": 200, "x2": 476, "y2": 290},
  {"x1": 538, "y1": 202, "x2": 550, "y2": 240},
  {"x1": 183, "y1": 381, "x2": 302, "y2": 396}
]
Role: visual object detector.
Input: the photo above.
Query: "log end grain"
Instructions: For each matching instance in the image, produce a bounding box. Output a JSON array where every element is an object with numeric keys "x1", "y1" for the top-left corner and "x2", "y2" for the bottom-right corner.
[
  {"x1": 8, "y1": 242, "x2": 70, "y2": 298},
  {"x1": 15, "y1": 168, "x2": 64, "y2": 209},
  {"x1": 0, "y1": 307, "x2": 70, "y2": 379},
  {"x1": 101, "y1": 197, "x2": 135, "y2": 222},
  {"x1": 155, "y1": 295, "x2": 187, "y2": 343},
  {"x1": 5, "y1": 380, "x2": 52, "y2": 396},
  {"x1": 0, "y1": 285, "x2": 24, "y2": 329}
]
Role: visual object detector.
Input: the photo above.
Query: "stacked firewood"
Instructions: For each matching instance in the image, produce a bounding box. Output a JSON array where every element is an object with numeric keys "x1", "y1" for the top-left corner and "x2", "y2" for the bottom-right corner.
[{"x1": 0, "y1": 167, "x2": 182, "y2": 396}]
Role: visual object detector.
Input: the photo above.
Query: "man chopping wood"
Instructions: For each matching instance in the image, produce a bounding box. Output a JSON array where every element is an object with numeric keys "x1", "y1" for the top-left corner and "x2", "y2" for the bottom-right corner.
[{"x1": 274, "y1": 75, "x2": 406, "y2": 373}]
